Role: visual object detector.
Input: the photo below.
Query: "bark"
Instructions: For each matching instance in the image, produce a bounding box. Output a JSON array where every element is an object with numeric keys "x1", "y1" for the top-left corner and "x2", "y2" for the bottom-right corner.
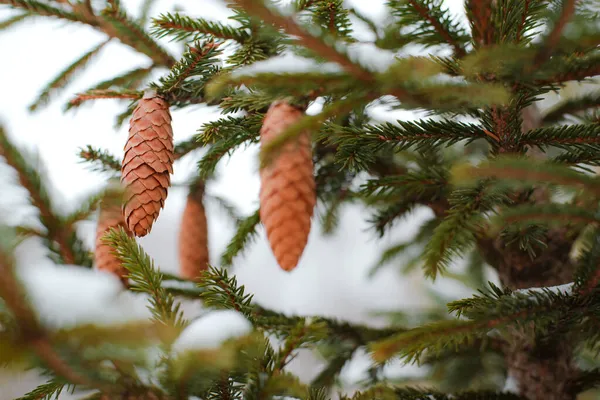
[{"x1": 477, "y1": 105, "x2": 579, "y2": 400}]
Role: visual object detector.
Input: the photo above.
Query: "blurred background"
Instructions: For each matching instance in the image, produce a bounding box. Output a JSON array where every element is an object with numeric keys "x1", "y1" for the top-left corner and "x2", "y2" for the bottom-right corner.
[{"x1": 0, "y1": 0, "x2": 503, "y2": 397}]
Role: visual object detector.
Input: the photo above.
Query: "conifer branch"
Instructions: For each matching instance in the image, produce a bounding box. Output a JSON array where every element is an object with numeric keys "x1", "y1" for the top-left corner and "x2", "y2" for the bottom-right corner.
[
  {"x1": 493, "y1": 204, "x2": 600, "y2": 230},
  {"x1": 157, "y1": 40, "x2": 221, "y2": 95},
  {"x1": 423, "y1": 182, "x2": 508, "y2": 278},
  {"x1": 14, "y1": 379, "x2": 73, "y2": 400},
  {"x1": 101, "y1": 4, "x2": 175, "y2": 68},
  {"x1": 388, "y1": 0, "x2": 468, "y2": 57},
  {"x1": 465, "y1": 0, "x2": 494, "y2": 47},
  {"x1": 29, "y1": 40, "x2": 110, "y2": 112},
  {"x1": 0, "y1": 126, "x2": 87, "y2": 265},
  {"x1": 231, "y1": 0, "x2": 373, "y2": 82},
  {"x1": 78, "y1": 145, "x2": 121, "y2": 174},
  {"x1": 0, "y1": 0, "x2": 94, "y2": 24},
  {"x1": 138, "y1": 0, "x2": 157, "y2": 26},
  {"x1": 452, "y1": 158, "x2": 600, "y2": 196},
  {"x1": 152, "y1": 13, "x2": 250, "y2": 43},
  {"x1": 522, "y1": 124, "x2": 600, "y2": 150},
  {"x1": 173, "y1": 137, "x2": 204, "y2": 160},
  {"x1": 87, "y1": 66, "x2": 153, "y2": 91},
  {"x1": 371, "y1": 283, "x2": 576, "y2": 363},
  {"x1": 536, "y1": 53, "x2": 600, "y2": 84},
  {"x1": 541, "y1": 91, "x2": 600, "y2": 124},
  {"x1": 197, "y1": 121, "x2": 260, "y2": 178},
  {"x1": 534, "y1": 0, "x2": 576, "y2": 66},
  {"x1": 0, "y1": 11, "x2": 29, "y2": 30},
  {"x1": 68, "y1": 89, "x2": 142, "y2": 109},
  {"x1": 0, "y1": 227, "x2": 99, "y2": 390},
  {"x1": 220, "y1": 209, "x2": 260, "y2": 267},
  {"x1": 103, "y1": 228, "x2": 187, "y2": 334},
  {"x1": 574, "y1": 229, "x2": 600, "y2": 296}
]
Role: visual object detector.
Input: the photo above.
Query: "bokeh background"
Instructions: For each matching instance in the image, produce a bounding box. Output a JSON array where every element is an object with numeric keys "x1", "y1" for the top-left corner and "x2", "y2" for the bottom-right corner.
[{"x1": 0, "y1": 0, "x2": 490, "y2": 397}]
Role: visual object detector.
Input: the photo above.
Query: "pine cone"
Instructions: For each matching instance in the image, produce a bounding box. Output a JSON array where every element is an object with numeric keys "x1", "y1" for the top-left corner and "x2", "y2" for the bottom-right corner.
[
  {"x1": 95, "y1": 202, "x2": 131, "y2": 286},
  {"x1": 179, "y1": 182, "x2": 210, "y2": 280},
  {"x1": 259, "y1": 101, "x2": 316, "y2": 271},
  {"x1": 122, "y1": 92, "x2": 174, "y2": 237}
]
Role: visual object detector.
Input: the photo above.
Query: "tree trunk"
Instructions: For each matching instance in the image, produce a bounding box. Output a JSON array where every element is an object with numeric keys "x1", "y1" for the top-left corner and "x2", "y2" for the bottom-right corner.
[{"x1": 477, "y1": 105, "x2": 578, "y2": 400}]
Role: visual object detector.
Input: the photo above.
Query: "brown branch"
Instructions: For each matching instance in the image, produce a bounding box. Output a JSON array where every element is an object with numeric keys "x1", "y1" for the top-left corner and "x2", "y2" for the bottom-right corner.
[
  {"x1": 69, "y1": 90, "x2": 142, "y2": 108},
  {"x1": 533, "y1": 0, "x2": 576, "y2": 66},
  {"x1": 515, "y1": 0, "x2": 531, "y2": 43},
  {"x1": 407, "y1": 0, "x2": 466, "y2": 57},
  {"x1": 0, "y1": 245, "x2": 99, "y2": 389},
  {"x1": 467, "y1": 0, "x2": 494, "y2": 48},
  {"x1": 232, "y1": 0, "x2": 373, "y2": 82}
]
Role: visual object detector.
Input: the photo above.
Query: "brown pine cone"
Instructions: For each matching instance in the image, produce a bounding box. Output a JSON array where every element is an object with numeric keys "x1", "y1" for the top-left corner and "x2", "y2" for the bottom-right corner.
[
  {"x1": 95, "y1": 202, "x2": 132, "y2": 286},
  {"x1": 122, "y1": 91, "x2": 174, "y2": 237},
  {"x1": 179, "y1": 182, "x2": 210, "y2": 281},
  {"x1": 259, "y1": 101, "x2": 316, "y2": 271}
]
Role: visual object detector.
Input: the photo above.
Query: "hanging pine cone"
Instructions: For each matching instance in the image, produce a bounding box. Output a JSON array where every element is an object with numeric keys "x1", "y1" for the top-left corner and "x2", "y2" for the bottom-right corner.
[
  {"x1": 179, "y1": 181, "x2": 210, "y2": 281},
  {"x1": 122, "y1": 91, "x2": 174, "y2": 237},
  {"x1": 259, "y1": 101, "x2": 316, "y2": 271},
  {"x1": 95, "y1": 200, "x2": 132, "y2": 286}
]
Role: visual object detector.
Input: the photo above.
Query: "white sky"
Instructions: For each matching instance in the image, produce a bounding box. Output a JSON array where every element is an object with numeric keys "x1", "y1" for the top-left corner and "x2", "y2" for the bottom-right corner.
[{"x1": 0, "y1": 0, "x2": 474, "y2": 397}]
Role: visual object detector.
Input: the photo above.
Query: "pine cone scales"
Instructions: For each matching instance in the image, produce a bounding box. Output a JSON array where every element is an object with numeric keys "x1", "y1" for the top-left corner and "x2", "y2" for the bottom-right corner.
[
  {"x1": 259, "y1": 102, "x2": 316, "y2": 271},
  {"x1": 179, "y1": 183, "x2": 210, "y2": 280},
  {"x1": 95, "y1": 205, "x2": 131, "y2": 286},
  {"x1": 122, "y1": 92, "x2": 174, "y2": 237}
]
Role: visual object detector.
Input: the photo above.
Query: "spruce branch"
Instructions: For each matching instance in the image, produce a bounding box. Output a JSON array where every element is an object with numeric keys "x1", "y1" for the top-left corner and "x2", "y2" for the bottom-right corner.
[
  {"x1": 0, "y1": 11, "x2": 29, "y2": 30},
  {"x1": 371, "y1": 283, "x2": 576, "y2": 363},
  {"x1": 231, "y1": 0, "x2": 373, "y2": 81},
  {"x1": 0, "y1": 0, "x2": 93, "y2": 24},
  {"x1": 152, "y1": 13, "x2": 250, "y2": 43},
  {"x1": 492, "y1": 204, "x2": 600, "y2": 231},
  {"x1": 324, "y1": 119, "x2": 486, "y2": 172},
  {"x1": 387, "y1": 0, "x2": 468, "y2": 56},
  {"x1": 157, "y1": 40, "x2": 221, "y2": 95},
  {"x1": 542, "y1": 91, "x2": 600, "y2": 124},
  {"x1": 173, "y1": 137, "x2": 204, "y2": 160},
  {"x1": 138, "y1": 0, "x2": 157, "y2": 25},
  {"x1": 452, "y1": 157, "x2": 600, "y2": 196},
  {"x1": 198, "y1": 266, "x2": 255, "y2": 318},
  {"x1": 103, "y1": 228, "x2": 187, "y2": 334},
  {"x1": 197, "y1": 119, "x2": 260, "y2": 178},
  {"x1": 0, "y1": 227, "x2": 100, "y2": 390},
  {"x1": 534, "y1": 0, "x2": 576, "y2": 66},
  {"x1": 465, "y1": 0, "x2": 494, "y2": 47},
  {"x1": 67, "y1": 89, "x2": 142, "y2": 109},
  {"x1": 423, "y1": 181, "x2": 509, "y2": 278},
  {"x1": 0, "y1": 126, "x2": 88, "y2": 266},
  {"x1": 14, "y1": 379, "x2": 74, "y2": 400},
  {"x1": 574, "y1": 229, "x2": 600, "y2": 295},
  {"x1": 522, "y1": 124, "x2": 600, "y2": 151},
  {"x1": 86, "y1": 66, "x2": 153, "y2": 91},
  {"x1": 78, "y1": 145, "x2": 121, "y2": 174},
  {"x1": 101, "y1": 3, "x2": 175, "y2": 68},
  {"x1": 220, "y1": 209, "x2": 261, "y2": 267},
  {"x1": 29, "y1": 39, "x2": 110, "y2": 112}
]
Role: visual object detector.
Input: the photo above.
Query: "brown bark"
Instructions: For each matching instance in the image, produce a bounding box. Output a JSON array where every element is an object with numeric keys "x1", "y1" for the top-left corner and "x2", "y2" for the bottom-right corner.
[{"x1": 479, "y1": 105, "x2": 578, "y2": 400}]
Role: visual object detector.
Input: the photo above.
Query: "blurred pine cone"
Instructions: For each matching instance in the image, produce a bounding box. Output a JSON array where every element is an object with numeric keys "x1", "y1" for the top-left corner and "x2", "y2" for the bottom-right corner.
[
  {"x1": 179, "y1": 181, "x2": 210, "y2": 280},
  {"x1": 259, "y1": 101, "x2": 316, "y2": 271}
]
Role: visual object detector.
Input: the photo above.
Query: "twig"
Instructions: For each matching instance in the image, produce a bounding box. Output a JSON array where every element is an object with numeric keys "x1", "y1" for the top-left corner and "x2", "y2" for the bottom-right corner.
[
  {"x1": 0, "y1": 244, "x2": 101, "y2": 389},
  {"x1": 407, "y1": 0, "x2": 466, "y2": 57},
  {"x1": 533, "y1": 0, "x2": 576, "y2": 66}
]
